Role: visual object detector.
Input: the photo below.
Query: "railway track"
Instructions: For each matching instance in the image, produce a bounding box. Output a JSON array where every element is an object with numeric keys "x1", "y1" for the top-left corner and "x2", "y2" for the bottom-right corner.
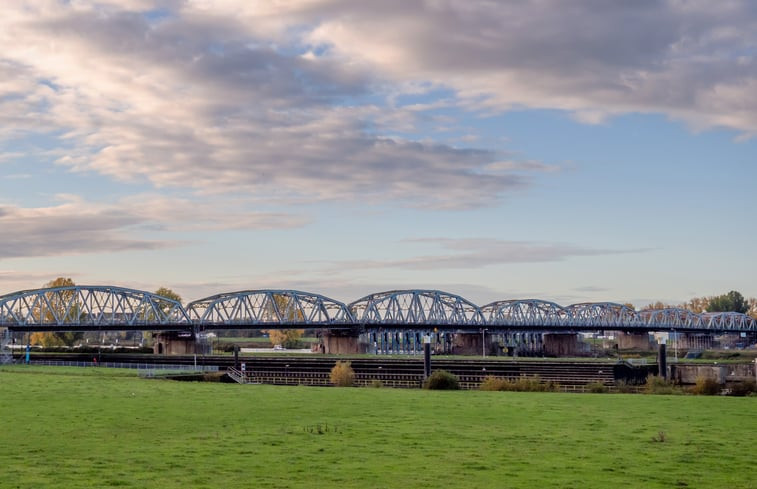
[{"x1": 25, "y1": 352, "x2": 639, "y2": 389}]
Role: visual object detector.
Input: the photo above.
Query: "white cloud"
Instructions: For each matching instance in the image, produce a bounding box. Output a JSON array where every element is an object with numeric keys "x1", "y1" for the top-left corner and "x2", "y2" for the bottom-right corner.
[
  {"x1": 0, "y1": 1, "x2": 553, "y2": 210},
  {"x1": 0, "y1": 194, "x2": 306, "y2": 260},
  {"x1": 297, "y1": 0, "x2": 757, "y2": 136},
  {"x1": 1, "y1": 0, "x2": 754, "y2": 217},
  {"x1": 327, "y1": 238, "x2": 649, "y2": 271}
]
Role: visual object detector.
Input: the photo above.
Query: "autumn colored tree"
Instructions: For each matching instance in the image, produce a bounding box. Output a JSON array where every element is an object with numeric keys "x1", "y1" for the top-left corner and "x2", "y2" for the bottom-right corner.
[
  {"x1": 682, "y1": 296, "x2": 710, "y2": 313},
  {"x1": 643, "y1": 301, "x2": 674, "y2": 310},
  {"x1": 155, "y1": 287, "x2": 182, "y2": 305},
  {"x1": 31, "y1": 277, "x2": 84, "y2": 347},
  {"x1": 265, "y1": 329, "x2": 304, "y2": 349},
  {"x1": 263, "y1": 294, "x2": 304, "y2": 348}
]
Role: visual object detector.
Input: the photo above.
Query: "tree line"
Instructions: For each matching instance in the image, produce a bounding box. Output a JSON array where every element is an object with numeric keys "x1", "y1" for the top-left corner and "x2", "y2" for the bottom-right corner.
[{"x1": 642, "y1": 290, "x2": 755, "y2": 318}]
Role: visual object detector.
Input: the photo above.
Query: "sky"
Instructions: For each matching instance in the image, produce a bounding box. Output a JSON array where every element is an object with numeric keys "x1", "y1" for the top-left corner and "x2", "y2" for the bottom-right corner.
[{"x1": 1, "y1": 0, "x2": 755, "y2": 308}]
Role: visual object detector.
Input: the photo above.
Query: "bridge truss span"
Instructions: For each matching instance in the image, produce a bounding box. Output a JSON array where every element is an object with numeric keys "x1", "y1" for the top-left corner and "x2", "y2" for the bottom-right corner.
[
  {"x1": 638, "y1": 308, "x2": 702, "y2": 330},
  {"x1": 0, "y1": 285, "x2": 755, "y2": 334},
  {"x1": 349, "y1": 290, "x2": 484, "y2": 328},
  {"x1": 0, "y1": 286, "x2": 190, "y2": 332},
  {"x1": 481, "y1": 299, "x2": 566, "y2": 328},
  {"x1": 562, "y1": 302, "x2": 640, "y2": 329},
  {"x1": 186, "y1": 290, "x2": 356, "y2": 329}
]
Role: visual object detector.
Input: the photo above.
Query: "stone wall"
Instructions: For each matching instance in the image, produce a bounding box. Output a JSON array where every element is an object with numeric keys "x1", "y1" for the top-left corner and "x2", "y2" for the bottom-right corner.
[{"x1": 669, "y1": 363, "x2": 756, "y2": 384}]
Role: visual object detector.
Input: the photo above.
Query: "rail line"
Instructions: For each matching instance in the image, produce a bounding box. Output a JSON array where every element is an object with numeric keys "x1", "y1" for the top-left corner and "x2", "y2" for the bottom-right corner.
[{"x1": 22, "y1": 352, "x2": 647, "y2": 389}]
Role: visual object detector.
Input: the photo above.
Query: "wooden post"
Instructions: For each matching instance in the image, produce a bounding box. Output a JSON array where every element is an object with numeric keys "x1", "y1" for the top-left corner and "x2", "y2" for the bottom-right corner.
[
  {"x1": 658, "y1": 343, "x2": 667, "y2": 379},
  {"x1": 423, "y1": 335, "x2": 431, "y2": 380}
]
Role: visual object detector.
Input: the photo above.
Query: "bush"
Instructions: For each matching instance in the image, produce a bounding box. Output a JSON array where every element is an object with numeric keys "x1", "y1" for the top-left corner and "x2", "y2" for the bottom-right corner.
[
  {"x1": 480, "y1": 376, "x2": 509, "y2": 391},
  {"x1": 423, "y1": 370, "x2": 460, "y2": 390},
  {"x1": 644, "y1": 375, "x2": 681, "y2": 395},
  {"x1": 478, "y1": 375, "x2": 559, "y2": 392},
  {"x1": 690, "y1": 376, "x2": 721, "y2": 396},
  {"x1": 586, "y1": 382, "x2": 609, "y2": 393},
  {"x1": 329, "y1": 361, "x2": 355, "y2": 387},
  {"x1": 614, "y1": 380, "x2": 636, "y2": 393},
  {"x1": 729, "y1": 379, "x2": 757, "y2": 397}
]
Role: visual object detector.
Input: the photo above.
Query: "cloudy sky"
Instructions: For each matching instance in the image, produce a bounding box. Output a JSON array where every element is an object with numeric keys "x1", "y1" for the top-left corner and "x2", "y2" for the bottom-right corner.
[{"x1": 1, "y1": 0, "x2": 755, "y2": 307}]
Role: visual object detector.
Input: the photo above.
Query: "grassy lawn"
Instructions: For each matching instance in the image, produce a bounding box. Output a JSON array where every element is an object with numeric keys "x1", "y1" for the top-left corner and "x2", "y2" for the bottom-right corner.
[{"x1": 0, "y1": 366, "x2": 754, "y2": 489}]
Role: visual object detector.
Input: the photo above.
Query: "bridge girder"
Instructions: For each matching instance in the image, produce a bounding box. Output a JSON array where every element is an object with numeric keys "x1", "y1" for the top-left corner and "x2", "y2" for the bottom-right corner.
[
  {"x1": 0, "y1": 286, "x2": 190, "y2": 331},
  {"x1": 186, "y1": 290, "x2": 355, "y2": 329}
]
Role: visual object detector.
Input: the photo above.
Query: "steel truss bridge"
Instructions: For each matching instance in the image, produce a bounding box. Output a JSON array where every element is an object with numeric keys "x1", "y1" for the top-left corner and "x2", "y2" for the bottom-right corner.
[{"x1": 0, "y1": 286, "x2": 755, "y2": 335}]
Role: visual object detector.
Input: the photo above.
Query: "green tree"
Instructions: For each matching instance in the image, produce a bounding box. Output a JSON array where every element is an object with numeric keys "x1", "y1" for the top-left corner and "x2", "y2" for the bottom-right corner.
[{"x1": 707, "y1": 291, "x2": 749, "y2": 313}]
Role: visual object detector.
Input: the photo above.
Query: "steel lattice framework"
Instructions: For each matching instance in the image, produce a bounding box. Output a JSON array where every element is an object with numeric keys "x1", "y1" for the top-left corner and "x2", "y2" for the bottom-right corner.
[
  {"x1": 0, "y1": 285, "x2": 755, "y2": 333},
  {"x1": 349, "y1": 290, "x2": 484, "y2": 326},
  {"x1": 482, "y1": 299, "x2": 566, "y2": 327},
  {"x1": 638, "y1": 308, "x2": 702, "y2": 330},
  {"x1": 0, "y1": 286, "x2": 190, "y2": 332},
  {"x1": 562, "y1": 302, "x2": 639, "y2": 329},
  {"x1": 186, "y1": 290, "x2": 355, "y2": 329}
]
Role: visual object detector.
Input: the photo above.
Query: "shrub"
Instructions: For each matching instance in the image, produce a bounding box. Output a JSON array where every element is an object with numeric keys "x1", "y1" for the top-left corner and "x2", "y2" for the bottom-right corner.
[
  {"x1": 690, "y1": 376, "x2": 721, "y2": 396},
  {"x1": 478, "y1": 375, "x2": 558, "y2": 392},
  {"x1": 614, "y1": 380, "x2": 636, "y2": 394},
  {"x1": 369, "y1": 379, "x2": 384, "y2": 388},
  {"x1": 586, "y1": 382, "x2": 609, "y2": 393},
  {"x1": 329, "y1": 361, "x2": 355, "y2": 387},
  {"x1": 729, "y1": 379, "x2": 757, "y2": 397},
  {"x1": 423, "y1": 370, "x2": 460, "y2": 390},
  {"x1": 480, "y1": 376, "x2": 509, "y2": 391},
  {"x1": 644, "y1": 375, "x2": 680, "y2": 395}
]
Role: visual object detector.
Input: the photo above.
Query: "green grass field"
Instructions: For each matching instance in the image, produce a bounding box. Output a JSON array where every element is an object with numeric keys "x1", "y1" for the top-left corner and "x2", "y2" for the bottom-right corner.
[{"x1": 0, "y1": 366, "x2": 754, "y2": 488}]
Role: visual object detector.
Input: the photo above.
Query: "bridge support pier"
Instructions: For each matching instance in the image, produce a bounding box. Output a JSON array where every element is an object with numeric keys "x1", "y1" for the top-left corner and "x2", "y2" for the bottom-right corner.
[
  {"x1": 617, "y1": 331, "x2": 653, "y2": 350},
  {"x1": 543, "y1": 333, "x2": 579, "y2": 357},
  {"x1": 321, "y1": 331, "x2": 365, "y2": 354},
  {"x1": 452, "y1": 333, "x2": 494, "y2": 356}
]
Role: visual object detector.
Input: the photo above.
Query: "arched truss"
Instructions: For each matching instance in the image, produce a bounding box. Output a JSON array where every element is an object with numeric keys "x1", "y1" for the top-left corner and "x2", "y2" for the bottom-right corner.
[
  {"x1": 0, "y1": 286, "x2": 189, "y2": 331},
  {"x1": 700, "y1": 312, "x2": 756, "y2": 331},
  {"x1": 481, "y1": 299, "x2": 566, "y2": 327},
  {"x1": 0, "y1": 285, "x2": 755, "y2": 333},
  {"x1": 562, "y1": 302, "x2": 639, "y2": 329},
  {"x1": 638, "y1": 308, "x2": 702, "y2": 329},
  {"x1": 349, "y1": 290, "x2": 484, "y2": 326},
  {"x1": 186, "y1": 290, "x2": 355, "y2": 328}
]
